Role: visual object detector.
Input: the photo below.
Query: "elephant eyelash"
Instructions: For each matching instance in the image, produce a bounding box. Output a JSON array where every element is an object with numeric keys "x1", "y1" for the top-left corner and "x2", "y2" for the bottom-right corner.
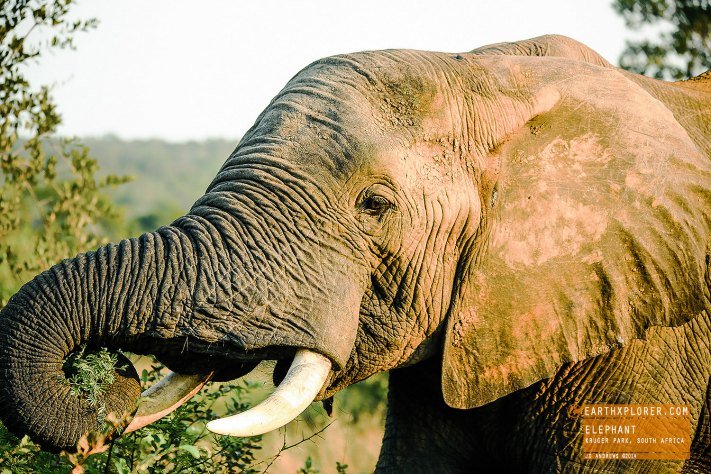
[{"x1": 360, "y1": 194, "x2": 393, "y2": 216}]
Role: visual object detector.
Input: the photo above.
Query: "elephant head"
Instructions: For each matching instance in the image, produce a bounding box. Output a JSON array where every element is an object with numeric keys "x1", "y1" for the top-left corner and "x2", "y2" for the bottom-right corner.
[{"x1": 1, "y1": 34, "x2": 709, "y2": 451}]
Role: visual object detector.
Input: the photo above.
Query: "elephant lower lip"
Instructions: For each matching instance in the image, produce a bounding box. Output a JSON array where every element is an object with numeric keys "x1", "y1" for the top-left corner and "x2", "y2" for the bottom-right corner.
[
  {"x1": 211, "y1": 360, "x2": 260, "y2": 382},
  {"x1": 141, "y1": 338, "x2": 300, "y2": 376},
  {"x1": 169, "y1": 346, "x2": 303, "y2": 383}
]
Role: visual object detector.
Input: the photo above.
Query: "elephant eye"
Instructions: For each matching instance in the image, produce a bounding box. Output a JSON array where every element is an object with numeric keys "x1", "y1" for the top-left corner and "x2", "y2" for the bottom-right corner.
[{"x1": 361, "y1": 194, "x2": 392, "y2": 216}]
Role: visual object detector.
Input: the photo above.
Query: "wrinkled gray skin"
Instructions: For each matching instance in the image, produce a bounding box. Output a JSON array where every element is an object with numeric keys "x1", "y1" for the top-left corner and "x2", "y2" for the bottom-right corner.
[{"x1": 0, "y1": 35, "x2": 710, "y2": 472}]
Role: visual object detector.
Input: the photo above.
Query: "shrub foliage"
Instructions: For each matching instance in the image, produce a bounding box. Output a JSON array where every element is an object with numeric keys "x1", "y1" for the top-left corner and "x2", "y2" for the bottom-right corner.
[{"x1": 614, "y1": 0, "x2": 711, "y2": 79}]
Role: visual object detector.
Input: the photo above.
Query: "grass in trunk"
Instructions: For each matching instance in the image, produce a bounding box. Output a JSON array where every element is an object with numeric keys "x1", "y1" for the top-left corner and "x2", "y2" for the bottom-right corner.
[{"x1": 63, "y1": 346, "x2": 122, "y2": 427}]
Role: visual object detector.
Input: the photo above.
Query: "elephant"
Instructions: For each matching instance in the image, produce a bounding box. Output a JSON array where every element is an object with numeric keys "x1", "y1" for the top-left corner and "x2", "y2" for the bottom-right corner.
[{"x1": 0, "y1": 34, "x2": 709, "y2": 472}]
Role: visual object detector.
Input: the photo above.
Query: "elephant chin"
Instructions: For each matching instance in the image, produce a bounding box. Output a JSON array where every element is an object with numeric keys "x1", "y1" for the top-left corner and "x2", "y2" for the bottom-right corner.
[{"x1": 206, "y1": 349, "x2": 332, "y2": 437}]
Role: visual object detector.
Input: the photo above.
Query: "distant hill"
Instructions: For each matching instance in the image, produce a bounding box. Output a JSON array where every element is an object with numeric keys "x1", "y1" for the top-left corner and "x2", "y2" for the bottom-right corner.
[{"x1": 85, "y1": 135, "x2": 238, "y2": 230}]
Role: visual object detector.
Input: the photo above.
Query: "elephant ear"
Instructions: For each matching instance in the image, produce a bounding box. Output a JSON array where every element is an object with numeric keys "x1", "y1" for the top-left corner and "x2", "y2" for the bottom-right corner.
[{"x1": 442, "y1": 56, "x2": 711, "y2": 409}]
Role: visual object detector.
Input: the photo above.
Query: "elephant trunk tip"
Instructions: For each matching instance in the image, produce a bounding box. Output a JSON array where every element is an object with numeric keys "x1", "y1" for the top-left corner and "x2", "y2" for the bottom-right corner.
[{"x1": 0, "y1": 318, "x2": 142, "y2": 451}]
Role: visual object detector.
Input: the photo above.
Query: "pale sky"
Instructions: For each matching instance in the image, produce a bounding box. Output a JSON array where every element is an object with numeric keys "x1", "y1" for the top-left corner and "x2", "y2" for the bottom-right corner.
[{"x1": 27, "y1": 0, "x2": 630, "y2": 141}]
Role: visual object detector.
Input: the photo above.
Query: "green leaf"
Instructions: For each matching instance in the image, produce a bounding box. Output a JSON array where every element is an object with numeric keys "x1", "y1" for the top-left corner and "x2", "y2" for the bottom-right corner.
[
  {"x1": 113, "y1": 457, "x2": 131, "y2": 474},
  {"x1": 179, "y1": 444, "x2": 201, "y2": 458}
]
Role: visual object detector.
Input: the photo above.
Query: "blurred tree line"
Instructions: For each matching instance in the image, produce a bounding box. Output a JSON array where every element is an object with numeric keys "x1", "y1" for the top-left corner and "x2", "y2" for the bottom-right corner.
[
  {"x1": 82, "y1": 136, "x2": 235, "y2": 228},
  {"x1": 0, "y1": 0, "x2": 126, "y2": 304},
  {"x1": 615, "y1": 0, "x2": 710, "y2": 79}
]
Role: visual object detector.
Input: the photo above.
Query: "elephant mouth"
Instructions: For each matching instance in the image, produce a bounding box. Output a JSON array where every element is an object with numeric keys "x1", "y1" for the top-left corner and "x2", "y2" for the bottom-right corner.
[{"x1": 124, "y1": 347, "x2": 333, "y2": 437}]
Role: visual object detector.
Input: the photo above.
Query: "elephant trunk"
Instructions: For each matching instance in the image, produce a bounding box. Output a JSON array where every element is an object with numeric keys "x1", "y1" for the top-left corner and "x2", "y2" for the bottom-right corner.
[
  {"x1": 0, "y1": 227, "x2": 201, "y2": 450},
  {"x1": 0, "y1": 166, "x2": 366, "y2": 450}
]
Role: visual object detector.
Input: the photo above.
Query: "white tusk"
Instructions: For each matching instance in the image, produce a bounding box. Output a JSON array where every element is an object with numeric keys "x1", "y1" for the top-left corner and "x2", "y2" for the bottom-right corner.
[
  {"x1": 206, "y1": 349, "x2": 331, "y2": 437},
  {"x1": 124, "y1": 371, "x2": 213, "y2": 433}
]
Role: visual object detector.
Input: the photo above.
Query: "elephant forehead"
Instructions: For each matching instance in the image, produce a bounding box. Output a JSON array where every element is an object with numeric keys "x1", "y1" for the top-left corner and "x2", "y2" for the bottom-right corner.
[
  {"x1": 251, "y1": 51, "x2": 551, "y2": 178},
  {"x1": 242, "y1": 99, "x2": 379, "y2": 181},
  {"x1": 245, "y1": 106, "x2": 436, "y2": 187},
  {"x1": 272, "y1": 53, "x2": 439, "y2": 130}
]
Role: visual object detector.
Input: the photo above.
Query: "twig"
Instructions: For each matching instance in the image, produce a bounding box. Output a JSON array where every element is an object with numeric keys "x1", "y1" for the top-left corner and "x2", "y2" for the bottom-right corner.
[
  {"x1": 282, "y1": 422, "x2": 333, "y2": 451},
  {"x1": 253, "y1": 421, "x2": 335, "y2": 474},
  {"x1": 174, "y1": 446, "x2": 227, "y2": 473},
  {"x1": 128, "y1": 431, "x2": 136, "y2": 472},
  {"x1": 103, "y1": 438, "x2": 115, "y2": 474}
]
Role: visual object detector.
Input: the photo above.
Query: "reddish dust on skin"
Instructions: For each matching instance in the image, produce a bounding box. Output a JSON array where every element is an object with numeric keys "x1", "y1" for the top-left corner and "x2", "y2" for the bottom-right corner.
[
  {"x1": 481, "y1": 349, "x2": 539, "y2": 383},
  {"x1": 511, "y1": 303, "x2": 562, "y2": 343},
  {"x1": 477, "y1": 300, "x2": 565, "y2": 385},
  {"x1": 494, "y1": 133, "x2": 611, "y2": 268}
]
